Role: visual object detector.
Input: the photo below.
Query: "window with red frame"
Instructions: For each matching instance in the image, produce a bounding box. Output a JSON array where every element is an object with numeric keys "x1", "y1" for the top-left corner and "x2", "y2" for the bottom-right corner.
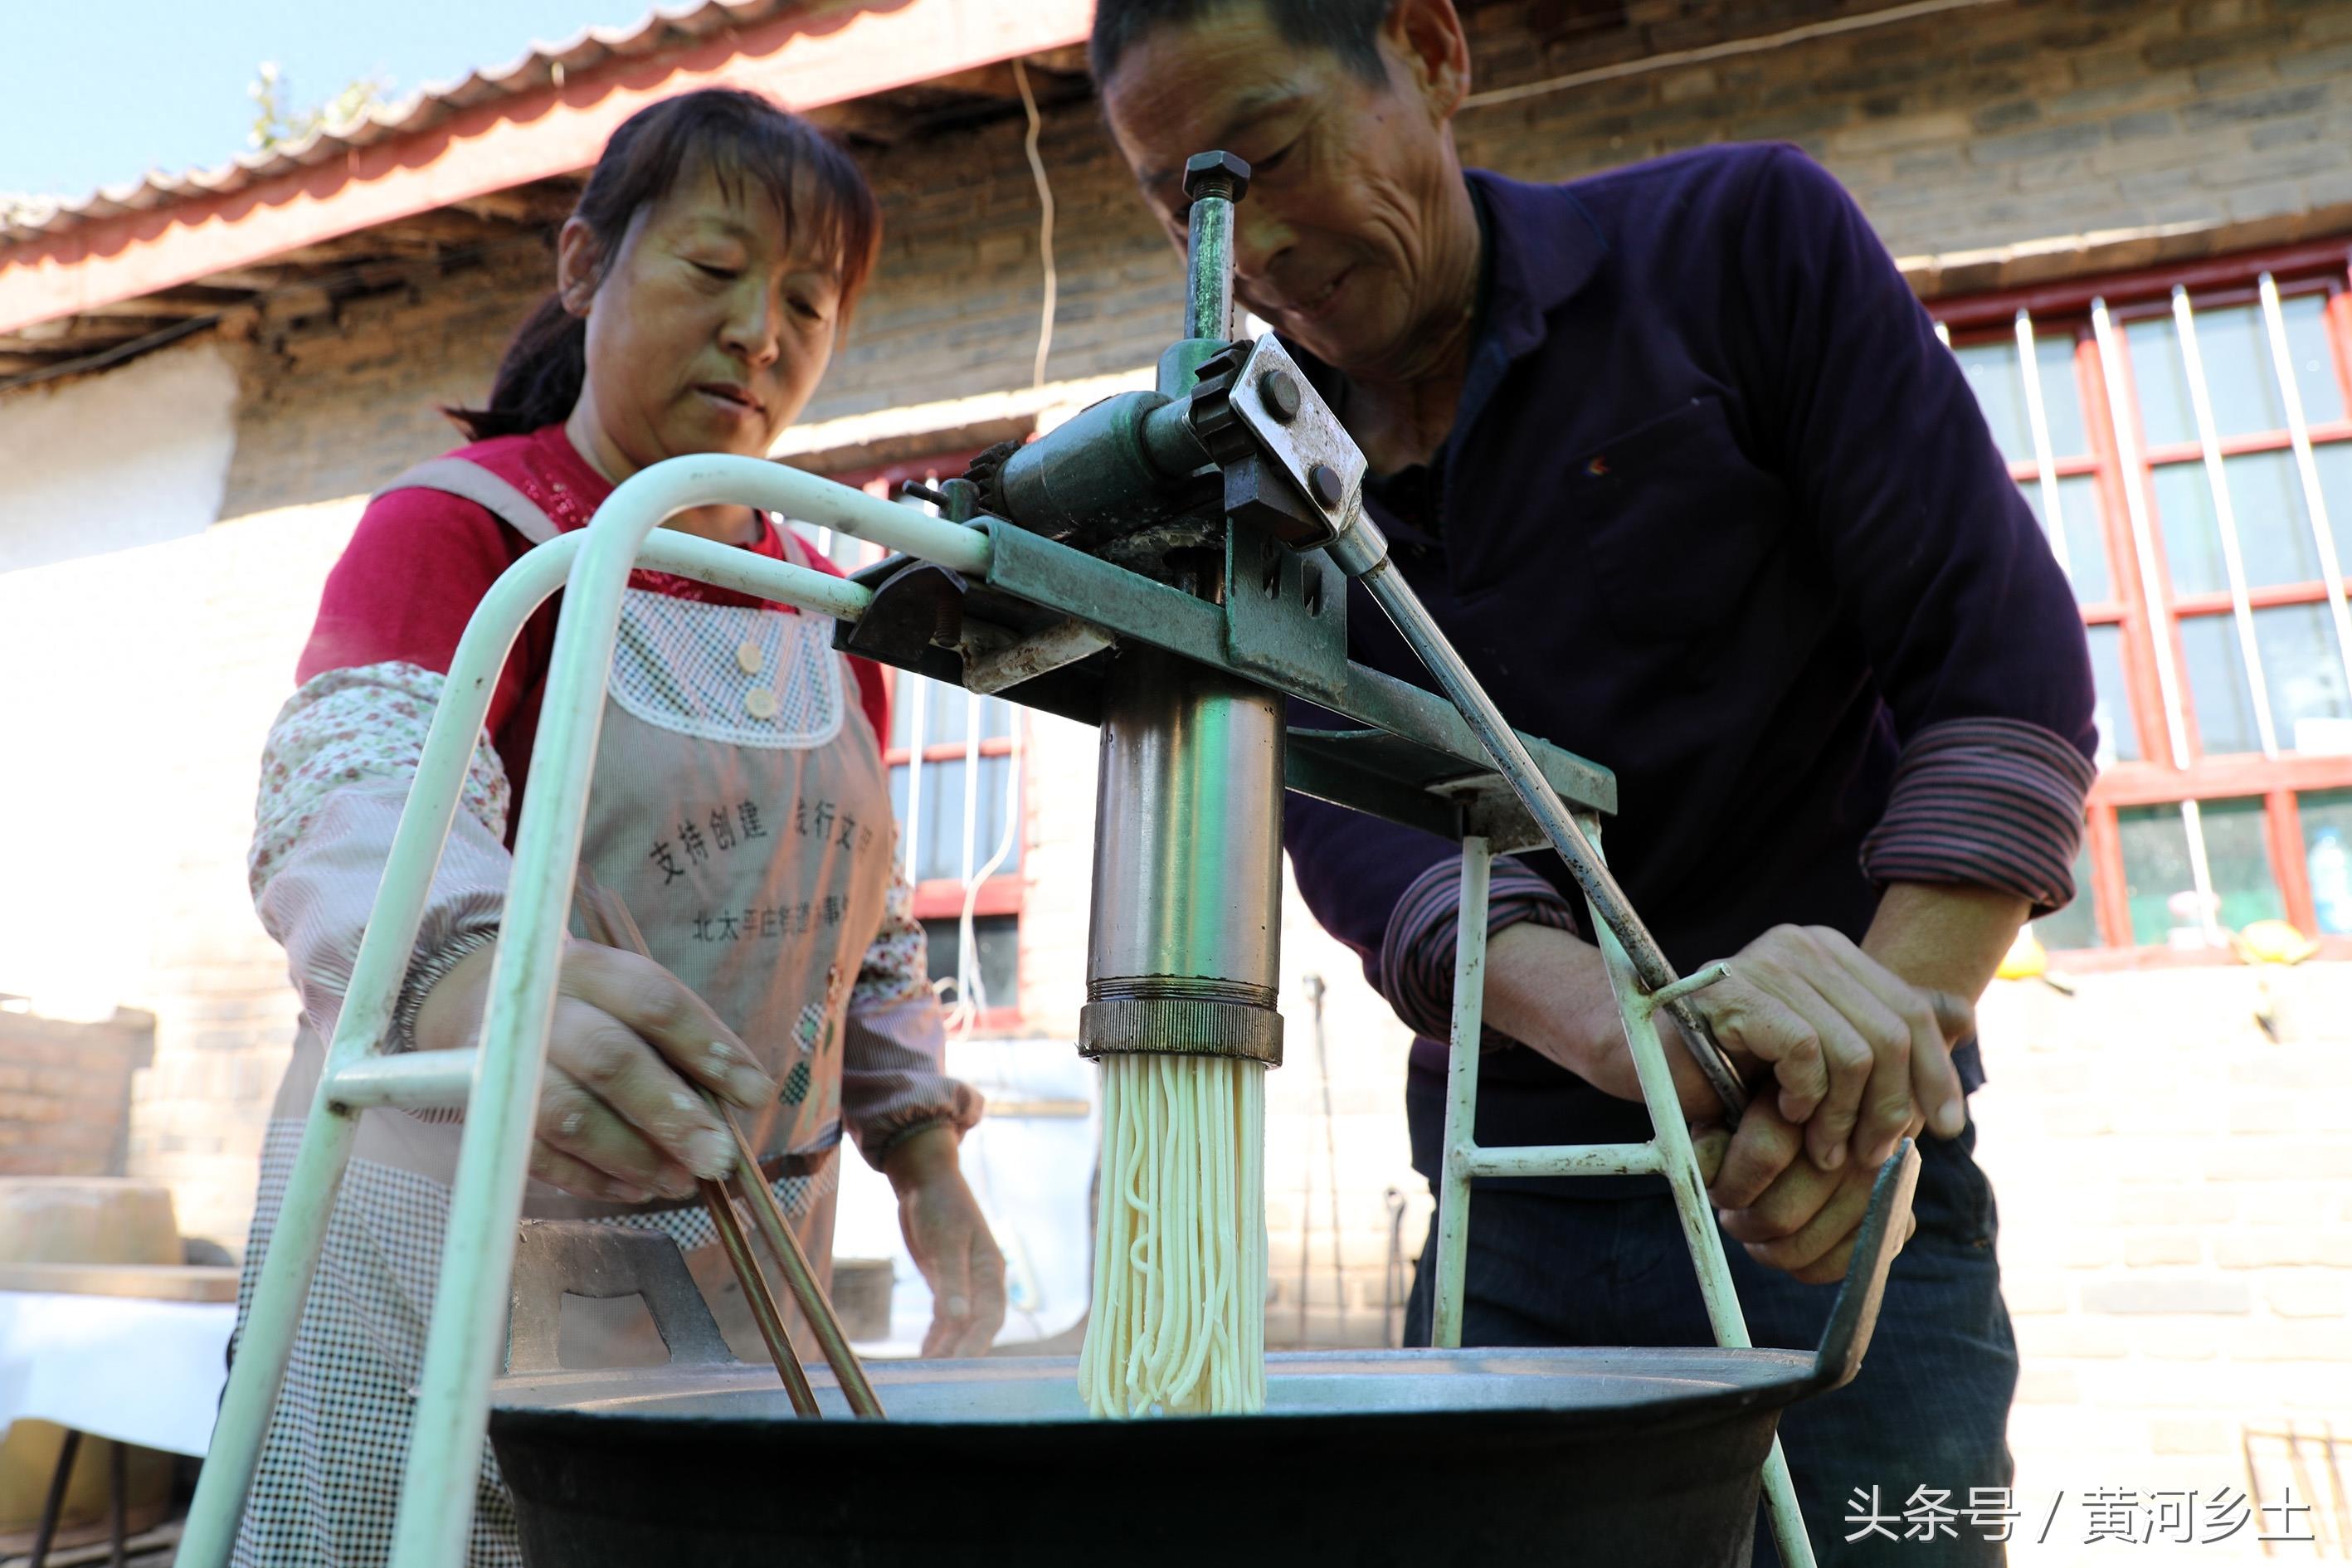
[
  {"x1": 1935, "y1": 244, "x2": 2352, "y2": 957},
  {"x1": 814, "y1": 449, "x2": 1026, "y2": 1027}
]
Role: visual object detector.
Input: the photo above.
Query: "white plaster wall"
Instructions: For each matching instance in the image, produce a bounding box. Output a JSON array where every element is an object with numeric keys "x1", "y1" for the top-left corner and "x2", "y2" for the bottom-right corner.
[{"x1": 0, "y1": 341, "x2": 239, "y2": 572}]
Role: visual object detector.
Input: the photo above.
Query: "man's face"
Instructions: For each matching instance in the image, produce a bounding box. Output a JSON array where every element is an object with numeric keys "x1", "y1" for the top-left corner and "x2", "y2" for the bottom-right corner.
[{"x1": 1100, "y1": 2, "x2": 1467, "y2": 377}]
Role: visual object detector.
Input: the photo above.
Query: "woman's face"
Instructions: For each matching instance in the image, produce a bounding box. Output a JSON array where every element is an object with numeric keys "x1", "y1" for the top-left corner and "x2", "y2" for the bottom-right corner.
[{"x1": 561, "y1": 160, "x2": 845, "y2": 475}]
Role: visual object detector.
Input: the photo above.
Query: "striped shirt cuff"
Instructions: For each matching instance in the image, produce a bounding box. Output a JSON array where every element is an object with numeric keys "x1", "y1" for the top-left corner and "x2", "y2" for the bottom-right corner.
[
  {"x1": 1858, "y1": 717, "x2": 2096, "y2": 916},
  {"x1": 1377, "y1": 855, "x2": 1580, "y2": 1047}
]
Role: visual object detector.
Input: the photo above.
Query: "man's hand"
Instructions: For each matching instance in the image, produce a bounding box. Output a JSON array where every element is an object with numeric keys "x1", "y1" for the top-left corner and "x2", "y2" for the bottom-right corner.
[
  {"x1": 1684, "y1": 924, "x2": 1970, "y2": 1172},
  {"x1": 1696, "y1": 1098, "x2": 1920, "y2": 1286},
  {"x1": 883, "y1": 1124, "x2": 1007, "y2": 1358},
  {"x1": 413, "y1": 938, "x2": 774, "y2": 1202},
  {"x1": 1484, "y1": 921, "x2": 1970, "y2": 1171}
]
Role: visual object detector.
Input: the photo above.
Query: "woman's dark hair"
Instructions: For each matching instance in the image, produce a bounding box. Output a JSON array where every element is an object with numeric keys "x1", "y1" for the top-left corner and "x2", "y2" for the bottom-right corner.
[{"x1": 448, "y1": 88, "x2": 882, "y2": 441}]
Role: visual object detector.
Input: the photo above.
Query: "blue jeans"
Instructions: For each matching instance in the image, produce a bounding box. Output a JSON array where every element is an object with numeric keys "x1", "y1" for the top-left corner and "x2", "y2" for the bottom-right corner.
[{"x1": 1404, "y1": 1121, "x2": 2017, "y2": 1566}]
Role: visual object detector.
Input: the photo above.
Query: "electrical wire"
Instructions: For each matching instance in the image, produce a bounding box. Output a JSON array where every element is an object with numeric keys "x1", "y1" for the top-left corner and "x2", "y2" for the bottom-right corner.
[
  {"x1": 1460, "y1": 0, "x2": 2006, "y2": 111},
  {"x1": 1011, "y1": 57, "x2": 1058, "y2": 390}
]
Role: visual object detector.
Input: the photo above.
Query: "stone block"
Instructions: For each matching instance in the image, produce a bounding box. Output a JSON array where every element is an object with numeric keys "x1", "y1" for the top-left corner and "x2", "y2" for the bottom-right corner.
[
  {"x1": 2078, "y1": 1277, "x2": 2253, "y2": 1315},
  {"x1": 2124, "y1": 1232, "x2": 2206, "y2": 1267},
  {"x1": 2266, "y1": 1273, "x2": 2348, "y2": 1317},
  {"x1": 2214, "y1": 1230, "x2": 2326, "y2": 1269}
]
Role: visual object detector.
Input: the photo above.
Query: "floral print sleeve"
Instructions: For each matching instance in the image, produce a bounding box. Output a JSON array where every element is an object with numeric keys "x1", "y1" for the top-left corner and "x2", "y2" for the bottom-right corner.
[
  {"x1": 250, "y1": 660, "x2": 514, "y2": 1052},
  {"x1": 839, "y1": 859, "x2": 982, "y2": 1166}
]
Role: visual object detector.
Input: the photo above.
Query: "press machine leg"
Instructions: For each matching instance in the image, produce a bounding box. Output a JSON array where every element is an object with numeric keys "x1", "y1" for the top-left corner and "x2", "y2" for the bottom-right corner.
[
  {"x1": 109, "y1": 1438, "x2": 127, "y2": 1568},
  {"x1": 28, "y1": 1424, "x2": 81, "y2": 1568},
  {"x1": 1585, "y1": 867, "x2": 1818, "y2": 1568},
  {"x1": 1429, "y1": 835, "x2": 1492, "y2": 1350},
  {"x1": 174, "y1": 1106, "x2": 364, "y2": 1568}
]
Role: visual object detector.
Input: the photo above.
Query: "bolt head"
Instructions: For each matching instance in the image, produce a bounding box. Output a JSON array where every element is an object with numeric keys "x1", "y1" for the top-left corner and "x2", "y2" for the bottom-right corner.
[
  {"x1": 1182, "y1": 150, "x2": 1253, "y2": 203},
  {"x1": 1259, "y1": 368, "x2": 1302, "y2": 423},
  {"x1": 1308, "y1": 462, "x2": 1346, "y2": 509}
]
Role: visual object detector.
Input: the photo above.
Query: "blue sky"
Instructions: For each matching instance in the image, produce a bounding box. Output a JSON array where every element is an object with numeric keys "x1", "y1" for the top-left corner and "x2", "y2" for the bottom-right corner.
[{"x1": 2, "y1": 1, "x2": 660, "y2": 202}]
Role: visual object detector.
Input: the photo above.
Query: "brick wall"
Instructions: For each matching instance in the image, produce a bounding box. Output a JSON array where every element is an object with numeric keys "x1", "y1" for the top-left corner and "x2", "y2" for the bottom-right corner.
[
  {"x1": 804, "y1": 0, "x2": 2352, "y2": 427},
  {"x1": 0, "y1": 490, "x2": 364, "y2": 1244},
  {"x1": 1973, "y1": 962, "x2": 2352, "y2": 1560},
  {"x1": 212, "y1": 0, "x2": 2352, "y2": 514},
  {"x1": 0, "y1": 1007, "x2": 154, "y2": 1176}
]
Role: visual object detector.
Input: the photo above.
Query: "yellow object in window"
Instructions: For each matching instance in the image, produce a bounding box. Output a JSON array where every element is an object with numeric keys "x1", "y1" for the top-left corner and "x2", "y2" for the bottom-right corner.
[
  {"x1": 1996, "y1": 927, "x2": 2048, "y2": 981},
  {"x1": 2230, "y1": 918, "x2": 2318, "y2": 967}
]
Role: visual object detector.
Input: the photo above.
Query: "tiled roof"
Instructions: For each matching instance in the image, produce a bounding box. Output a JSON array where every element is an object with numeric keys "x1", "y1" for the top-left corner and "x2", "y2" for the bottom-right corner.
[{"x1": 0, "y1": 0, "x2": 798, "y2": 247}]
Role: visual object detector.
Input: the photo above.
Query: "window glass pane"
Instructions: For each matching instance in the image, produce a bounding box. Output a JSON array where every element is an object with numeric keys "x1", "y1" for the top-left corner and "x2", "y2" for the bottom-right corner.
[
  {"x1": 923, "y1": 679, "x2": 971, "y2": 748},
  {"x1": 2126, "y1": 315, "x2": 2196, "y2": 449},
  {"x1": 2313, "y1": 441, "x2": 2352, "y2": 567},
  {"x1": 981, "y1": 694, "x2": 1016, "y2": 743},
  {"x1": 923, "y1": 914, "x2": 1020, "y2": 1012},
  {"x1": 971, "y1": 755, "x2": 1022, "y2": 875},
  {"x1": 2087, "y1": 623, "x2": 2138, "y2": 766},
  {"x1": 2193, "y1": 302, "x2": 2287, "y2": 440},
  {"x1": 2117, "y1": 804, "x2": 2197, "y2": 945},
  {"x1": 911, "y1": 757, "x2": 967, "y2": 881},
  {"x1": 2222, "y1": 449, "x2": 2325, "y2": 587},
  {"x1": 2022, "y1": 475, "x2": 2112, "y2": 602},
  {"x1": 2035, "y1": 333, "x2": 2090, "y2": 457},
  {"x1": 2278, "y1": 292, "x2": 2346, "y2": 428},
  {"x1": 2196, "y1": 796, "x2": 2286, "y2": 932},
  {"x1": 1955, "y1": 339, "x2": 2029, "y2": 464},
  {"x1": 2152, "y1": 461, "x2": 2228, "y2": 595},
  {"x1": 889, "y1": 680, "x2": 921, "y2": 753},
  {"x1": 2179, "y1": 613, "x2": 2262, "y2": 756},
  {"x1": 904, "y1": 757, "x2": 1024, "y2": 883},
  {"x1": 2255, "y1": 602, "x2": 2352, "y2": 754},
  {"x1": 2300, "y1": 787, "x2": 2352, "y2": 935},
  {"x1": 2033, "y1": 847, "x2": 2101, "y2": 951}
]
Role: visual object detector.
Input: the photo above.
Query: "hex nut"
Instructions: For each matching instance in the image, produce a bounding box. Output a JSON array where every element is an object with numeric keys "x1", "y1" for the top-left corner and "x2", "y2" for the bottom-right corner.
[{"x1": 1182, "y1": 149, "x2": 1253, "y2": 202}]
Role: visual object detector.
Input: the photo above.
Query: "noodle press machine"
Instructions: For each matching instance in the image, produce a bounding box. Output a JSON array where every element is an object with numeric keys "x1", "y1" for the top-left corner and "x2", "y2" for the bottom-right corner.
[{"x1": 178, "y1": 149, "x2": 1921, "y2": 1568}]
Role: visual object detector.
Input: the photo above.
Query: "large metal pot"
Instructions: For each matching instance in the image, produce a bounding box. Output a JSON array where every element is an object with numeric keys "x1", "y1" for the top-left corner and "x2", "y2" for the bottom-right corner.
[{"x1": 487, "y1": 1150, "x2": 1917, "y2": 1568}]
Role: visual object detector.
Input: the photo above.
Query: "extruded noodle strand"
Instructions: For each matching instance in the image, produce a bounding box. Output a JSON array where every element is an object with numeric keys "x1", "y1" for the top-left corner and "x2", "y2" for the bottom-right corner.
[{"x1": 1079, "y1": 1054, "x2": 1266, "y2": 1416}]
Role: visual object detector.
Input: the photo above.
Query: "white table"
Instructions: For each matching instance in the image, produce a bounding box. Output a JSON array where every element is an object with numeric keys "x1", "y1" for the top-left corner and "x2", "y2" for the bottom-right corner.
[{"x1": 0, "y1": 1286, "x2": 236, "y2": 1458}]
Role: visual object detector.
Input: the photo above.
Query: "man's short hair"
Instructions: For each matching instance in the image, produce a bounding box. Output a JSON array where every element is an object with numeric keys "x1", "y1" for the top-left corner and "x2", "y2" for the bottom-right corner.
[{"x1": 1089, "y1": 0, "x2": 1394, "y2": 87}]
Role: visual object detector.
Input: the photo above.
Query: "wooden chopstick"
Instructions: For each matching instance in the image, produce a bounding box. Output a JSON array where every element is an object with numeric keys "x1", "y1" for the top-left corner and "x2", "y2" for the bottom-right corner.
[
  {"x1": 718, "y1": 1114, "x2": 888, "y2": 1419},
  {"x1": 571, "y1": 877, "x2": 820, "y2": 1417},
  {"x1": 573, "y1": 872, "x2": 887, "y2": 1419}
]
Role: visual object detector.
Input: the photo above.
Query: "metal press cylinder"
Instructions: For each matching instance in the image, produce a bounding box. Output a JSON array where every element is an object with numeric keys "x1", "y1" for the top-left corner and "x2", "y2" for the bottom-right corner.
[{"x1": 1079, "y1": 645, "x2": 1285, "y2": 1065}]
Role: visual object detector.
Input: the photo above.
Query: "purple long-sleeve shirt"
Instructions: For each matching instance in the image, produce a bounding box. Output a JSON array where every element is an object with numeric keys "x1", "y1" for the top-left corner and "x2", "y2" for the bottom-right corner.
[{"x1": 1281, "y1": 145, "x2": 2096, "y2": 1181}]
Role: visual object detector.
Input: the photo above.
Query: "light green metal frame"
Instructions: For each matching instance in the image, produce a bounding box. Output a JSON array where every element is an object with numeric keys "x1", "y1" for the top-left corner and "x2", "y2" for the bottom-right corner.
[
  {"x1": 1431, "y1": 826, "x2": 1814, "y2": 1568},
  {"x1": 177, "y1": 458, "x2": 982, "y2": 1568},
  {"x1": 178, "y1": 451, "x2": 1815, "y2": 1566}
]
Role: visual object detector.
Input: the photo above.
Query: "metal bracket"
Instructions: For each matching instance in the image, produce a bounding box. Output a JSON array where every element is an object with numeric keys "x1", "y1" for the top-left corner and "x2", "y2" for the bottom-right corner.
[
  {"x1": 1223, "y1": 517, "x2": 1349, "y2": 705},
  {"x1": 1226, "y1": 335, "x2": 1365, "y2": 551},
  {"x1": 503, "y1": 1221, "x2": 733, "y2": 1377},
  {"x1": 962, "y1": 616, "x2": 1114, "y2": 696},
  {"x1": 834, "y1": 559, "x2": 966, "y2": 667}
]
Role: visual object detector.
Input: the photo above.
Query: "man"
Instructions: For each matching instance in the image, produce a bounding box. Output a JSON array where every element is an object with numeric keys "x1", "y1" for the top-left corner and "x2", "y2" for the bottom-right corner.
[{"x1": 1090, "y1": 2, "x2": 2096, "y2": 1562}]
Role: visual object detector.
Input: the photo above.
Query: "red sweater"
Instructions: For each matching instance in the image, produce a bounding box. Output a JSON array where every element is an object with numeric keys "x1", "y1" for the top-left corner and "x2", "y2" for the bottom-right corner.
[{"x1": 300, "y1": 422, "x2": 889, "y2": 821}]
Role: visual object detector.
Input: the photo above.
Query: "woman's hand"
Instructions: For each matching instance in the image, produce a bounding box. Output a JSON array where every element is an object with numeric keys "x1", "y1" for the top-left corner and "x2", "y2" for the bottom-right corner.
[
  {"x1": 882, "y1": 1124, "x2": 1007, "y2": 1358},
  {"x1": 411, "y1": 938, "x2": 775, "y2": 1203}
]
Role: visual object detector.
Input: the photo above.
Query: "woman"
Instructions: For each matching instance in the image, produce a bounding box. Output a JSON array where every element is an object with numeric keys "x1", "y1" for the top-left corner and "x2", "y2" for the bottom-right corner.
[{"x1": 235, "y1": 89, "x2": 1006, "y2": 1565}]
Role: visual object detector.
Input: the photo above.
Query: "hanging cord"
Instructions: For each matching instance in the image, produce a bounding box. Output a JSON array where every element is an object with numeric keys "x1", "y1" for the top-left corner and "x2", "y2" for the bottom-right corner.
[
  {"x1": 1460, "y1": 0, "x2": 2002, "y2": 110},
  {"x1": 1011, "y1": 57, "x2": 1058, "y2": 389},
  {"x1": 1309, "y1": 973, "x2": 1345, "y2": 1340}
]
